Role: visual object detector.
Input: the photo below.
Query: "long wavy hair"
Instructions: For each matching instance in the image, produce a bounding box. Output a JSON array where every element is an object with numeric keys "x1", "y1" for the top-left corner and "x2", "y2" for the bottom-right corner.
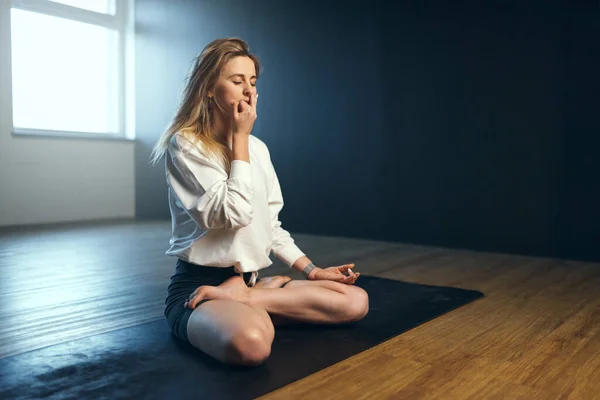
[{"x1": 149, "y1": 38, "x2": 261, "y2": 175}]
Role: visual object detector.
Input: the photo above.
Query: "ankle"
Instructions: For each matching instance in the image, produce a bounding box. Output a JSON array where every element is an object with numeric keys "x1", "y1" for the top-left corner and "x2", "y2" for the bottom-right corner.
[{"x1": 243, "y1": 286, "x2": 260, "y2": 306}]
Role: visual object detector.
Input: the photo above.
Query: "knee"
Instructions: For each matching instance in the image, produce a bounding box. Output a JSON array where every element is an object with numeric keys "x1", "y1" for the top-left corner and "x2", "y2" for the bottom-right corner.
[
  {"x1": 226, "y1": 327, "x2": 272, "y2": 366},
  {"x1": 345, "y1": 287, "x2": 369, "y2": 322}
]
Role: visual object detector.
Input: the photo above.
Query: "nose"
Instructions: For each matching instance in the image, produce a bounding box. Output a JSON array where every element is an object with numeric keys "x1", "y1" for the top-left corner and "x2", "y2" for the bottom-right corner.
[{"x1": 243, "y1": 87, "x2": 255, "y2": 102}]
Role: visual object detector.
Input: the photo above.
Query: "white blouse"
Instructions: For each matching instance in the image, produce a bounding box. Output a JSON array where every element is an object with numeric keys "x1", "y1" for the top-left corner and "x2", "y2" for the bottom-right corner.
[{"x1": 164, "y1": 133, "x2": 306, "y2": 274}]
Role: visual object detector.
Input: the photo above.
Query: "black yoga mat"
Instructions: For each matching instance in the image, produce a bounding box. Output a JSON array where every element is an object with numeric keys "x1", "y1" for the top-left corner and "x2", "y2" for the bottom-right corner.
[{"x1": 0, "y1": 276, "x2": 483, "y2": 400}]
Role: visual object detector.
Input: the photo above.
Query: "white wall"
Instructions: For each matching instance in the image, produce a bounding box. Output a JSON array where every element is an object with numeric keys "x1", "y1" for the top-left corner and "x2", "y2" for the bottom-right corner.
[{"x1": 0, "y1": 0, "x2": 135, "y2": 227}]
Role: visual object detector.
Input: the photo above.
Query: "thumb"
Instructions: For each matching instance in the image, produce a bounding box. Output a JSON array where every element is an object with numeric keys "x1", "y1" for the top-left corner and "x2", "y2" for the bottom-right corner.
[
  {"x1": 230, "y1": 100, "x2": 238, "y2": 118},
  {"x1": 323, "y1": 270, "x2": 344, "y2": 281}
]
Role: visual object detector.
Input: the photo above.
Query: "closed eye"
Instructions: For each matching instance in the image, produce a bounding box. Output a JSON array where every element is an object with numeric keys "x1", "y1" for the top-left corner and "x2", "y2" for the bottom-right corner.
[{"x1": 234, "y1": 82, "x2": 256, "y2": 87}]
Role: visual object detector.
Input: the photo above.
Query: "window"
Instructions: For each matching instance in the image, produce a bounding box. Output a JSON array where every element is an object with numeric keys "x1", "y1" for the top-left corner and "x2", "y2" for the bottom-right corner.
[
  {"x1": 48, "y1": 0, "x2": 116, "y2": 15},
  {"x1": 10, "y1": 0, "x2": 135, "y2": 140}
]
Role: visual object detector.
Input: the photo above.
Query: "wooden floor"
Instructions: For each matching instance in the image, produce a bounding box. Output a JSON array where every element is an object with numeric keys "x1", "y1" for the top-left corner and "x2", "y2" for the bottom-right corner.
[{"x1": 1, "y1": 220, "x2": 599, "y2": 399}]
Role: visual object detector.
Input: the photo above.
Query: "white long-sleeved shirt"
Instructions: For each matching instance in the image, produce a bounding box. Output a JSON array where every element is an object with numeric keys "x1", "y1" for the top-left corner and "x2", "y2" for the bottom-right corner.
[{"x1": 164, "y1": 132, "x2": 305, "y2": 274}]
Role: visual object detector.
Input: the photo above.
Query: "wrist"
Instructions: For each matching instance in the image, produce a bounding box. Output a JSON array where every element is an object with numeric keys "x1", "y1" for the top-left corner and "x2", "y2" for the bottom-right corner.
[
  {"x1": 302, "y1": 262, "x2": 318, "y2": 279},
  {"x1": 232, "y1": 131, "x2": 250, "y2": 139},
  {"x1": 307, "y1": 267, "x2": 320, "y2": 280}
]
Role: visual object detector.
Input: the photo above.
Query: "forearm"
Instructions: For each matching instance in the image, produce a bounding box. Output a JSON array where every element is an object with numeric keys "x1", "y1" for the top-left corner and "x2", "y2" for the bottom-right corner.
[
  {"x1": 291, "y1": 255, "x2": 320, "y2": 279},
  {"x1": 232, "y1": 134, "x2": 250, "y2": 163}
]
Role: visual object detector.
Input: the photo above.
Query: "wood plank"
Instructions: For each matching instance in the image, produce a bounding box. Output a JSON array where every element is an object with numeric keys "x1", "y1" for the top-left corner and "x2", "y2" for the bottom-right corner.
[{"x1": 1, "y1": 220, "x2": 599, "y2": 399}]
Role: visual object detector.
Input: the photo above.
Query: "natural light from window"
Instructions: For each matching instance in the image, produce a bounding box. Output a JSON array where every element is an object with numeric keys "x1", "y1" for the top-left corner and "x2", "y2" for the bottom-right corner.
[
  {"x1": 49, "y1": 0, "x2": 115, "y2": 15},
  {"x1": 10, "y1": 8, "x2": 119, "y2": 134}
]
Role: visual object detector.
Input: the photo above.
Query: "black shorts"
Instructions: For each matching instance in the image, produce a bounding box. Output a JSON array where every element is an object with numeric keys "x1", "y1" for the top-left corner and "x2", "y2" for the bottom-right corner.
[{"x1": 164, "y1": 258, "x2": 258, "y2": 343}]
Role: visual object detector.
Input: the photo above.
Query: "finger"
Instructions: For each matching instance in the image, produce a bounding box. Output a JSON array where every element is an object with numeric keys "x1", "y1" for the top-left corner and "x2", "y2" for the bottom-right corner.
[
  {"x1": 248, "y1": 91, "x2": 255, "y2": 108},
  {"x1": 184, "y1": 296, "x2": 193, "y2": 309},
  {"x1": 242, "y1": 99, "x2": 252, "y2": 114},
  {"x1": 188, "y1": 296, "x2": 201, "y2": 310},
  {"x1": 231, "y1": 100, "x2": 238, "y2": 118},
  {"x1": 251, "y1": 93, "x2": 257, "y2": 116},
  {"x1": 348, "y1": 264, "x2": 357, "y2": 276},
  {"x1": 343, "y1": 275, "x2": 357, "y2": 285},
  {"x1": 186, "y1": 289, "x2": 202, "y2": 309}
]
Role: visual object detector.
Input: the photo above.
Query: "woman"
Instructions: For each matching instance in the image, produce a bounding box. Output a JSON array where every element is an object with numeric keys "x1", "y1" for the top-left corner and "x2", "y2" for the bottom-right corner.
[{"x1": 150, "y1": 38, "x2": 369, "y2": 367}]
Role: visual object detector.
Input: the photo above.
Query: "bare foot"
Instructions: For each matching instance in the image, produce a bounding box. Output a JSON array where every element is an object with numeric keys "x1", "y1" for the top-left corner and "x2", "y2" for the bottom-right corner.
[
  {"x1": 253, "y1": 275, "x2": 292, "y2": 289},
  {"x1": 186, "y1": 276, "x2": 251, "y2": 309}
]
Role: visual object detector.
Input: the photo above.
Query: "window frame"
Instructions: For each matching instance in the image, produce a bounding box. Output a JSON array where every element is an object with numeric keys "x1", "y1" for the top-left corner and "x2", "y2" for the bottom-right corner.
[{"x1": 9, "y1": 0, "x2": 135, "y2": 141}]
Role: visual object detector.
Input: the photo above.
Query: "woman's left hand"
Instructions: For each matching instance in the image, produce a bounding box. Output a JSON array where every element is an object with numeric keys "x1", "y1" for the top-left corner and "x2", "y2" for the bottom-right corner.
[{"x1": 309, "y1": 263, "x2": 359, "y2": 285}]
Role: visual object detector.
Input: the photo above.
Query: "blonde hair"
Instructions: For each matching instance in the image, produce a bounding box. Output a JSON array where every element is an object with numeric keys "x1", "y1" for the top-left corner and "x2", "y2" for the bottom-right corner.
[{"x1": 149, "y1": 37, "x2": 261, "y2": 175}]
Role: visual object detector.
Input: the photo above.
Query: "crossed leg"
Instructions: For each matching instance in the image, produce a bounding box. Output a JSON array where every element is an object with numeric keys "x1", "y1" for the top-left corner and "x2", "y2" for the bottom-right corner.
[
  {"x1": 186, "y1": 276, "x2": 369, "y2": 366},
  {"x1": 187, "y1": 300, "x2": 275, "y2": 366},
  {"x1": 267, "y1": 278, "x2": 369, "y2": 326}
]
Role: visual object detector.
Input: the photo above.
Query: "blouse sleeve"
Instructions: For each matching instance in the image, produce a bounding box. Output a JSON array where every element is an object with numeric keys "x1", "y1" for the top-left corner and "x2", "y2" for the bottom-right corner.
[
  {"x1": 265, "y1": 145, "x2": 306, "y2": 267},
  {"x1": 166, "y1": 135, "x2": 255, "y2": 230}
]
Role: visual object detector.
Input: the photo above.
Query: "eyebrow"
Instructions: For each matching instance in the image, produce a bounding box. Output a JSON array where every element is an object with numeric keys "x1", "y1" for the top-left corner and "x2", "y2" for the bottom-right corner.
[{"x1": 228, "y1": 73, "x2": 257, "y2": 80}]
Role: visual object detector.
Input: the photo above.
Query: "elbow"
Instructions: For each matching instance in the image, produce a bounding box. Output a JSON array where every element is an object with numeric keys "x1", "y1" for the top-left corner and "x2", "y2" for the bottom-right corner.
[
  {"x1": 224, "y1": 207, "x2": 254, "y2": 230},
  {"x1": 193, "y1": 192, "x2": 254, "y2": 230},
  {"x1": 196, "y1": 212, "x2": 253, "y2": 231},
  {"x1": 222, "y1": 191, "x2": 254, "y2": 230},
  {"x1": 196, "y1": 209, "x2": 253, "y2": 231}
]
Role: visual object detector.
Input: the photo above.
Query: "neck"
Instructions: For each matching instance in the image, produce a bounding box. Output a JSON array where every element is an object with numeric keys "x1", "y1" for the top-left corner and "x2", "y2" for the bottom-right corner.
[{"x1": 210, "y1": 110, "x2": 233, "y2": 143}]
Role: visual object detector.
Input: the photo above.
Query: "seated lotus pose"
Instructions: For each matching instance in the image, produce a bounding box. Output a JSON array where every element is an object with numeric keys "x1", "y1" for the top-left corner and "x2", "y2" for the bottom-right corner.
[{"x1": 150, "y1": 37, "x2": 369, "y2": 367}]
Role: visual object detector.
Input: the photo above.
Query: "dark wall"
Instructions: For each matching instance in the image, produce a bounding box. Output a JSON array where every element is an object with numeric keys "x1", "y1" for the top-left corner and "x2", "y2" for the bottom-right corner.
[
  {"x1": 378, "y1": 1, "x2": 599, "y2": 261},
  {"x1": 134, "y1": 0, "x2": 385, "y2": 223},
  {"x1": 553, "y1": 4, "x2": 600, "y2": 262},
  {"x1": 135, "y1": 0, "x2": 600, "y2": 262},
  {"x1": 380, "y1": 2, "x2": 565, "y2": 257}
]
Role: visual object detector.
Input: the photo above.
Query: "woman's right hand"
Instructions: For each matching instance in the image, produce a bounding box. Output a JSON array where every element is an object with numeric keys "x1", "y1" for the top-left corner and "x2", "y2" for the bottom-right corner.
[{"x1": 230, "y1": 92, "x2": 258, "y2": 137}]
